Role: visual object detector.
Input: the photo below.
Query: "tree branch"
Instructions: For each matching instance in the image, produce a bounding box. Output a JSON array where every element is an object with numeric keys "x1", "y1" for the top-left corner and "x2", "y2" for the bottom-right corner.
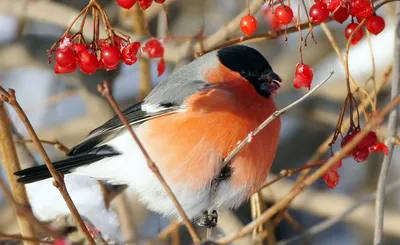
[
  {"x1": 0, "y1": 88, "x2": 96, "y2": 245},
  {"x1": 97, "y1": 81, "x2": 201, "y2": 244},
  {"x1": 217, "y1": 95, "x2": 400, "y2": 244},
  {"x1": 374, "y1": 4, "x2": 400, "y2": 244},
  {"x1": 0, "y1": 102, "x2": 37, "y2": 245}
]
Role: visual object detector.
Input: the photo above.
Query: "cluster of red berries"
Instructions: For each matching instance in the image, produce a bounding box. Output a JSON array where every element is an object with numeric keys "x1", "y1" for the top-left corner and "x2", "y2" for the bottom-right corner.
[
  {"x1": 241, "y1": 0, "x2": 385, "y2": 46},
  {"x1": 322, "y1": 130, "x2": 388, "y2": 189},
  {"x1": 240, "y1": 4, "x2": 295, "y2": 36},
  {"x1": 293, "y1": 63, "x2": 314, "y2": 90},
  {"x1": 116, "y1": 0, "x2": 165, "y2": 10},
  {"x1": 52, "y1": 37, "x2": 166, "y2": 76},
  {"x1": 341, "y1": 130, "x2": 388, "y2": 161},
  {"x1": 311, "y1": 0, "x2": 385, "y2": 45}
]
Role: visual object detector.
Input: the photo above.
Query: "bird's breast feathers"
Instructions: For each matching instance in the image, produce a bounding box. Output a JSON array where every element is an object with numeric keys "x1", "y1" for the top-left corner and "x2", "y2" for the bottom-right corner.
[{"x1": 137, "y1": 80, "x2": 281, "y2": 192}]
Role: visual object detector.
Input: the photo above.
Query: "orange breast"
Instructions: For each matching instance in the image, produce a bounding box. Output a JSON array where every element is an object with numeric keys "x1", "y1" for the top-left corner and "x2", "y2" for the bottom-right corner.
[{"x1": 136, "y1": 64, "x2": 281, "y2": 192}]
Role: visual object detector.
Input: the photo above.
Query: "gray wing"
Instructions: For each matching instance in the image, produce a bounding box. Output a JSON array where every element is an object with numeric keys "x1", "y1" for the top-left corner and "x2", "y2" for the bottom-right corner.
[
  {"x1": 67, "y1": 81, "x2": 209, "y2": 156},
  {"x1": 67, "y1": 51, "x2": 217, "y2": 156}
]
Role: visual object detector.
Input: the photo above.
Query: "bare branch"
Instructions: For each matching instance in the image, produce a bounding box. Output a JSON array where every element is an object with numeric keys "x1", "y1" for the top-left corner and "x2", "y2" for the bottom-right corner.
[
  {"x1": 0, "y1": 87, "x2": 96, "y2": 245},
  {"x1": 97, "y1": 81, "x2": 201, "y2": 244},
  {"x1": 0, "y1": 102, "x2": 37, "y2": 245},
  {"x1": 374, "y1": 5, "x2": 400, "y2": 244}
]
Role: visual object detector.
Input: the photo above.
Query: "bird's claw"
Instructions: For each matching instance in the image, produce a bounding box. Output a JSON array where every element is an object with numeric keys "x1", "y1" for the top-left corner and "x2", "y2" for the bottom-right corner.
[{"x1": 196, "y1": 210, "x2": 218, "y2": 228}]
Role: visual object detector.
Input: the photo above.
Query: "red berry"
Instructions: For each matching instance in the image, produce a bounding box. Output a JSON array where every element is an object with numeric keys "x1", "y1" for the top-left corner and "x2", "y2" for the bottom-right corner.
[
  {"x1": 352, "y1": 148, "x2": 369, "y2": 162},
  {"x1": 344, "y1": 23, "x2": 364, "y2": 45},
  {"x1": 324, "y1": 0, "x2": 341, "y2": 11},
  {"x1": 144, "y1": 39, "x2": 164, "y2": 58},
  {"x1": 138, "y1": 0, "x2": 152, "y2": 10},
  {"x1": 322, "y1": 169, "x2": 340, "y2": 189},
  {"x1": 55, "y1": 47, "x2": 76, "y2": 68},
  {"x1": 101, "y1": 45, "x2": 121, "y2": 68},
  {"x1": 366, "y1": 15, "x2": 385, "y2": 35},
  {"x1": 309, "y1": 3, "x2": 329, "y2": 24},
  {"x1": 76, "y1": 48, "x2": 99, "y2": 75},
  {"x1": 240, "y1": 15, "x2": 258, "y2": 36},
  {"x1": 293, "y1": 63, "x2": 313, "y2": 90},
  {"x1": 113, "y1": 36, "x2": 126, "y2": 48},
  {"x1": 358, "y1": 131, "x2": 378, "y2": 149},
  {"x1": 333, "y1": 6, "x2": 350, "y2": 24},
  {"x1": 274, "y1": 5, "x2": 294, "y2": 25},
  {"x1": 154, "y1": 0, "x2": 165, "y2": 3},
  {"x1": 116, "y1": 0, "x2": 136, "y2": 9},
  {"x1": 263, "y1": 7, "x2": 282, "y2": 30},
  {"x1": 54, "y1": 62, "x2": 76, "y2": 74},
  {"x1": 296, "y1": 63, "x2": 313, "y2": 82},
  {"x1": 293, "y1": 74, "x2": 311, "y2": 89},
  {"x1": 350, "y1": 0, "x2": 373, "y2": 18},
  {"x1": 368, "y1": 142, "x2": 389, "y2": 155},
  {"x1": 72, "y1": 43, "x2": 87, "y2": 53},
  {"x1": 157, "y1": 58, "x2": 166, "y2": 76},
  {"x1": 122, "y1": 42, "x2": 141, "y2": 65},
  {"x1": 341, "y1": 132, "x2": 357, "y2": 154}
]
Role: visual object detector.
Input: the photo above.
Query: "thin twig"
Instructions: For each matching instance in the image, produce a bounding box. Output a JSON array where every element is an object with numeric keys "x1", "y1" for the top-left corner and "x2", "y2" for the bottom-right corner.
[
  {"x1": 0, "y1": 102, "x2": 37, "y2": 245},
  {"x1": 97, "y1": 81, "x2": 201, "y2": 244},
  {"x1": 0, "y1": 232, "x2": 52, "y2": 245},
  {"x1": 15, "y1": 139, "x2": 69, "y2": 153},
  {"x1": 374, "y1": 5, "x2": 400, "y2": 244},
  {"x1": 0, "y1": 87, "x2": 96, "y2": 245},
  {"x1": 216, "y1": 95, "x2": 400, "y2": 244},
  {"x1": 277, "y1": 179, "x2": 400, "y2": 245},
  {"x1": 223, "y1": 71, "x2": 334, "y2": 165}
]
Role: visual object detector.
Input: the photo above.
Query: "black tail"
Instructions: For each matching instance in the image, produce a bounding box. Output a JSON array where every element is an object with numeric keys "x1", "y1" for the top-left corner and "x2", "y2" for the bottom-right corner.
[{"x1": 14, "y1": 145, "x2": 120, "y2": 184}]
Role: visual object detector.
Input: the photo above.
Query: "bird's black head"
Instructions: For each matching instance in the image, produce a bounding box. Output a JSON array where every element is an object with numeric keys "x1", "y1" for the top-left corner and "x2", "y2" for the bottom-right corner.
[{"x1": 216, "y1": 45, "x2": 282, "y2": 98}]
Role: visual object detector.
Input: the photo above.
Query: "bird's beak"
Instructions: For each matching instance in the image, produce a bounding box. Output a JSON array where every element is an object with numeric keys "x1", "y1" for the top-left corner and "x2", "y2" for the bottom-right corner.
[{"x1": 260, "y1": 71, "x2": 282, "y2": 96}]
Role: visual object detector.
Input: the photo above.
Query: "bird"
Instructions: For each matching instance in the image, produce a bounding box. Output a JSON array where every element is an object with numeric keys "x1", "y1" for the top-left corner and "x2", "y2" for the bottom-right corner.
[{"x1": 14, "y1": 44, "x2": 282, "y2": 227}]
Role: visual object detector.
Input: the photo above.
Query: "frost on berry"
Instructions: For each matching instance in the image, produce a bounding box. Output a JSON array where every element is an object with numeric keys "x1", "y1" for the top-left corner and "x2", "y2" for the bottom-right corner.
[
  {"x1": 240, "y1": 15, "x2": 258, "y2": 36},
  {"x1": 59, "y1": 37, "x2": 72, "y2": 50},
  {"x1": 322, "y1": 169, "x2": 340, "y2": 189}
]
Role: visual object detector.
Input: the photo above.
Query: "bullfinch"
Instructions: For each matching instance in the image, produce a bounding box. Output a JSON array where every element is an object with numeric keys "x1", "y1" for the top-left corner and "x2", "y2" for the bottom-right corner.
[{"x1": 14, "y1": 44, "x2": 282, "y2": 227}]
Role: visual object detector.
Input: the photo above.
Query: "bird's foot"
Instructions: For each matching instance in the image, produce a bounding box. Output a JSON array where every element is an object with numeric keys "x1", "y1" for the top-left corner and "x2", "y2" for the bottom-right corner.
[{"x1": 196, "y1": 210, "x2": 218, "y2": 228}]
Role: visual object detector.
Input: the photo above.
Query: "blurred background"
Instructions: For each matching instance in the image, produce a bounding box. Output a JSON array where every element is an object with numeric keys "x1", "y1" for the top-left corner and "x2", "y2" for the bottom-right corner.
[{"x1": 0, "y1": 0, "x2": 399, "y2": 244}]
